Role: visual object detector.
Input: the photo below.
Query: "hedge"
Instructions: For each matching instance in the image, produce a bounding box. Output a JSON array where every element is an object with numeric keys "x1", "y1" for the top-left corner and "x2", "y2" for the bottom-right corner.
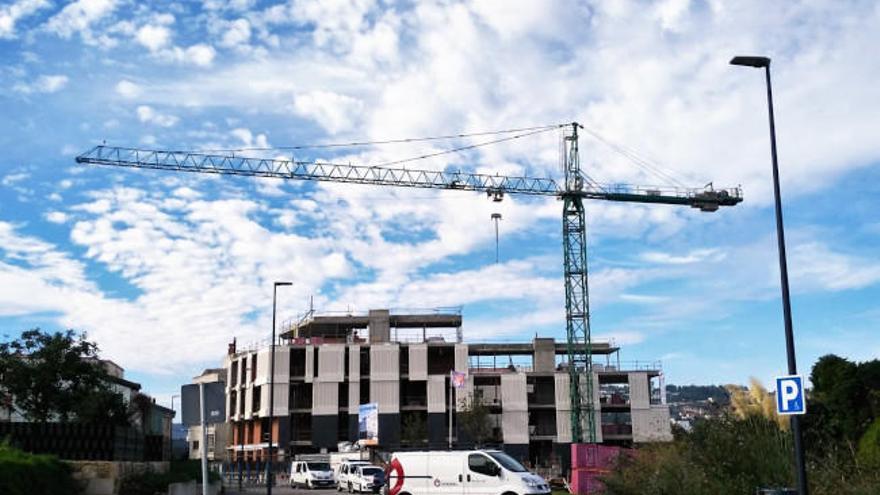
[{"x1": 0, "y1": 442, "x2": 79, "y2": 495}]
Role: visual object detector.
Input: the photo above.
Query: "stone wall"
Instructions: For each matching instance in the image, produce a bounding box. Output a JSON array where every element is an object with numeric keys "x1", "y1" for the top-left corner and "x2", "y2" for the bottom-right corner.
[{"x1": 68, "y1": 460, "x2": 168, "y2": 495}]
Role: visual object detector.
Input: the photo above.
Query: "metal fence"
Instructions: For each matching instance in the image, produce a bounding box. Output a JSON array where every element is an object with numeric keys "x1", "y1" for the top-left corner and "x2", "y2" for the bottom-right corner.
[{"x1": 0, "y1": 422, "x2": 166, "y2": 461}]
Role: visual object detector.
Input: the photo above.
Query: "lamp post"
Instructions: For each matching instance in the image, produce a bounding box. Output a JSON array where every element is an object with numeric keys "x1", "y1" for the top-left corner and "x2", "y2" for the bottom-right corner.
[
  {"x1": 730, "y1": 55, "x2": 808, "y2": 495},
  {"x1": 491, "y1": 213, "x2": 502, "y2": 264},
  {"x1": 268, "y1": 281, "x2": 292, "y2": 495}
]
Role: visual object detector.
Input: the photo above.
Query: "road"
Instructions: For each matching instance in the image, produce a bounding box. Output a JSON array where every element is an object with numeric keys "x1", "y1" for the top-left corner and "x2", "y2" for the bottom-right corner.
[{"x1": 225, "y1": 486, "x2": 375, "y2": 495}]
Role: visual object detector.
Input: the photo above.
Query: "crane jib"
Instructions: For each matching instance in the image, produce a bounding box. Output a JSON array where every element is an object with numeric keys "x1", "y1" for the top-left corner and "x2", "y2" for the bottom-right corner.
[{"x1": 75, "y1": 145, "x2": 743, "y2": 210}]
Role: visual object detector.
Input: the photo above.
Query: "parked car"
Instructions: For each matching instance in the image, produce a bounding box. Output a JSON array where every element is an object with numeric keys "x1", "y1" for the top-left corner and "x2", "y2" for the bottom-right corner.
[
  {"x1": 385, "y1": 449, "x2": 550, "y2": 495},
  {"x1": 345, "y1": 464, "x2": 385, "y2": 494},
  {"x1": 291, "y1": 460, "x2": 336, "y2": 489},
  {"x1": 336, "y1": 460, "x2": 371, "y2": 492}
]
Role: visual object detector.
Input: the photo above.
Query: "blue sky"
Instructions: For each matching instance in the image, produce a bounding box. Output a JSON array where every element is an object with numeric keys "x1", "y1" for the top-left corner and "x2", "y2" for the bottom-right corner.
[{"x1": 1, "y1": 0, "x2": 878, "y2": 408}]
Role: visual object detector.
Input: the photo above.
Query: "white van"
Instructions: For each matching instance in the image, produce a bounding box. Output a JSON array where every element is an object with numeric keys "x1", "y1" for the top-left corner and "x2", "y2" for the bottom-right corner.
[
  {"x1": 290, "y1": 460, "x2": 336, "y2": 489},
  {"x1": 386, "y1": 450, "x2": 550, "y2": 495},
  {"x1": 336, "y1": 460, "x2": 370, "y2": 492},
  {"x1": 345, "y1": 464, "x2": 386, "y2": 493}
]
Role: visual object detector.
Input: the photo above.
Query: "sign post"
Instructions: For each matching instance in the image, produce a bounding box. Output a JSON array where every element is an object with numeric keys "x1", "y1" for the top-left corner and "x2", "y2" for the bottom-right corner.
[
  {"x1": 449, "y1": 371, "x2": 466, "y2": 449},
  {"x1": 775, "y1": 375, "x2": 806, "y2": 416}
]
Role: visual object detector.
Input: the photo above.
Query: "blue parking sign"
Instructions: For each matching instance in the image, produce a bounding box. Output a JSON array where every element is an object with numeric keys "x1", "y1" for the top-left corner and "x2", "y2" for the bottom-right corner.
[{"x1": 775, "y1": 375, "x2": 806, "y2": 415}]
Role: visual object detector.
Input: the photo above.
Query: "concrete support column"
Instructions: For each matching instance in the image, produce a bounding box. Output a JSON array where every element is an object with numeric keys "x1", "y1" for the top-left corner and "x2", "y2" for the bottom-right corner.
[{"x1": 368, "y1": 309, "x2": 390, "y2": 343}]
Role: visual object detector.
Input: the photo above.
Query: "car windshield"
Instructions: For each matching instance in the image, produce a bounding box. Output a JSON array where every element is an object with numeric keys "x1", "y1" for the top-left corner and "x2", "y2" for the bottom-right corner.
[
  {"x1": 307, "y1": 463, "x2": 330, "y2": 471},
  {"x1": 361, "y1": 468, "x2": 382, "y2": 476},
  {"x1": 487, "y1": 452, "x2": 527, "y2": 473}
]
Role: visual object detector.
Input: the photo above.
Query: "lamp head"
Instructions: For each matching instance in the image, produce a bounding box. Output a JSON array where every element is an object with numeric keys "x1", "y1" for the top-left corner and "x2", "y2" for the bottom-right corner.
[
  {"x1": 730, "y1": 56, "x2": 770, "y2": 68},
  {"x1": 274, "y1": 281, "x2": 293, "y2": 287}
]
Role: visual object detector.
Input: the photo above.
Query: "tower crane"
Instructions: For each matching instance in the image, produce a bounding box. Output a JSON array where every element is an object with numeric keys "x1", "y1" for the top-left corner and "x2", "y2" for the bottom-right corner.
[{"x1": 76, "y1": 122, "x2": 741, "y2": 446}]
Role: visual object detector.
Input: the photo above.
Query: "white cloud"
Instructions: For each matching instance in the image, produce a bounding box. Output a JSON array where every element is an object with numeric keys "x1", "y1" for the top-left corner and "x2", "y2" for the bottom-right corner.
[
  {"x1": 641, "y1": 248, "x2": 726, "y2": 265},
  {"x1": 14, "y1": 74, "x2": 69, "y2": 94},
  {"x1": 229, "y1": 127, "x2": 269, "y2": 148},
  {"x1": 136, "y1": 24, "x2": 171, "y2": 51},
  {"x1": 45, "y1": 211, "x2": 69, "y2": 224},
  {"x1": 219, "y1": 18, "x2": 251, "y2": 47},
  {"x1": 0, "y1": 0, "x2": 51, "y2": 39},
  {"x1": 44, "y1": 0, "x2": 118, "y2": 42},
  {"x1": 292, "y1": 90, "x2": 364, "y2": 134},
  {"x1": 115, "y1": 79, "x2": 142, "y2": 98},
  {"x1": 790, "y1": 242, "x2": 880, "y2": 291},
  {"x1": 136, "y1": 105, "x2": 179, "y2": 127},
  {"x1": 160, "y1": 43, "x2": 216, "y2": 67},
  {"x1": 2, "y1": 172, "x2": 29, "y2": 186},
  {"x1": 203, "y1": 0, "x2": 255, "y2": 11}
]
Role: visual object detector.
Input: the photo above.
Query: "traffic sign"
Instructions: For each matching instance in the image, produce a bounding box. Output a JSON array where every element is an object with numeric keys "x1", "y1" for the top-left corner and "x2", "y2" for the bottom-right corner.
[{"x1": 775, "y1": 375, "x2": 806, "y2": 415}]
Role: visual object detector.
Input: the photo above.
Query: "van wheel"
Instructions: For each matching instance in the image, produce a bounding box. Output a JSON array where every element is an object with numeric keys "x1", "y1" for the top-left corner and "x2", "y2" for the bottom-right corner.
[{"x1": 501, "y1": 492, "x2": 519, "y2": 495}]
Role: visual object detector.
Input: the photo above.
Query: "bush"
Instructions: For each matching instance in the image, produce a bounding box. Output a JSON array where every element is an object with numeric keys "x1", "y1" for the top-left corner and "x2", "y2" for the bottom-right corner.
[
  {"x1": 0, "y1": 442, "x2": 79, "y2": 495},
  {"x1": 119, "y1": 460, "x2": 221, "y2": 495},
  {"x1": 857, "y1": 417, "x2": 880, "y2": 469},
  {"x1": 601, "y1": 415, "x2": 793, "y2": 495}
]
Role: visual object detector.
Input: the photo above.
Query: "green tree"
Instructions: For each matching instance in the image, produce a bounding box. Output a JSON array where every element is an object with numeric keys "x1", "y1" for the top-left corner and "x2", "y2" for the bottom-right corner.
[
  {"x1": 809, "y1": 355, "x2": 869, "y2": 442},
  {"x1": 0, "y1": 328, "x2": 127, "y2": 424},
  {"x1": 401, "y1": 413, "x2": 428, "y2": 447},
  {"x1": 457, "y1": 395, "x2": 492, "y2": 447}
]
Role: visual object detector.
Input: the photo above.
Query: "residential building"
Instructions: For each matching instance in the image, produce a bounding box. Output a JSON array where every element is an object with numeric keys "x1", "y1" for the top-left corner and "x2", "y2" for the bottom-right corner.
[
  {"x1": 186, "y1": 368, "x2": 231, "y2": 461},
  {"x1": 223, "y1": 308, "x2": 671, "y2": 475}
]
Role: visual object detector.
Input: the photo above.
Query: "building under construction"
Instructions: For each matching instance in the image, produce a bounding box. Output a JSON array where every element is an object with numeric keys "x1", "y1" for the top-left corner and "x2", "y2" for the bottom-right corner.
[{"x1": 223, "y1": 308, "x2": 671, "y2": 474}]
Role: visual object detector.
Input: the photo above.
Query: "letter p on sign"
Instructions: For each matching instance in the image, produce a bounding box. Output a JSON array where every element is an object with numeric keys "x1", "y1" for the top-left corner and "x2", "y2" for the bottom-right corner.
[{"x1": 775, "y1": 375, "x2": 806, "y2": 415}]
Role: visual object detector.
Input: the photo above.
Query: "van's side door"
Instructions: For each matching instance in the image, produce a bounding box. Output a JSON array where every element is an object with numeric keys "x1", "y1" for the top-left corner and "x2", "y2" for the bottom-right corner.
[
  {"x1": 464, "y1": 453, "x2": 501, "y2": 495},
  {"x1": 425, "y1": 453, "x2": 465, "y2": 495},
  {"x1": 339, "y1": 464, "x2": 347, "y2": 487}
]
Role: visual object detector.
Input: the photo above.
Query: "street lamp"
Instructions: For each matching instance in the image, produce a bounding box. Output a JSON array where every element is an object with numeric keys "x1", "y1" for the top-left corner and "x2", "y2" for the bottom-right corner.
[
  {"x1": 268, "y1": 281, "x2": 292, "y2": 495},
  {"x1": 491, "y1": 213, "x2": 502, "y2": 264},
  {"x1": 730, "y1": 55, "x2": 808, "y2": 495}
]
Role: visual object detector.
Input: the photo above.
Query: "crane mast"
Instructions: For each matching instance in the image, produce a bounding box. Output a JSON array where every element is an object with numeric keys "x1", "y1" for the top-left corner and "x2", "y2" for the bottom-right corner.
[
  {"x1": 561, "y1": 123, "x2": 596, "y2": 443},
  {"x1": 75, "y1": 122, "x2": 742, "y2": 447}
]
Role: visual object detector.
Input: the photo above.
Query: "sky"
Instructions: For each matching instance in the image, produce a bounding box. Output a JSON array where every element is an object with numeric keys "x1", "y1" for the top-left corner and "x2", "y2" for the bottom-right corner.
[{"x1": 0, "y1": 0, "x2": 878, "y2": 409}]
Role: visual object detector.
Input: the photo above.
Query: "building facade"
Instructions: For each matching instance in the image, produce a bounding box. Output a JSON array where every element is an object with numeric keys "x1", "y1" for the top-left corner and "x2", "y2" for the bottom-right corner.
[
  {"x1": 187, "y1": 368, "x2": 231, "y2": 461},
  {"x1": 223, "y1": 309, "x2": 671, "y2": 473}
]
